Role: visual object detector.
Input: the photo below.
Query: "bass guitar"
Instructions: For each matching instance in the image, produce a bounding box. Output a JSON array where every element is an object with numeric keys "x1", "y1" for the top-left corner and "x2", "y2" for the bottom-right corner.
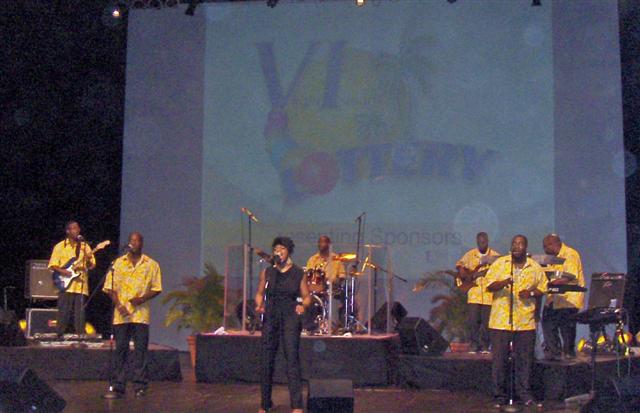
[
  {"x1": 456, "y1": 255, "x2": 499, "y2": 294},
  {"x1": 52, "y1": 240, "x2": 111, "y2": 292}
]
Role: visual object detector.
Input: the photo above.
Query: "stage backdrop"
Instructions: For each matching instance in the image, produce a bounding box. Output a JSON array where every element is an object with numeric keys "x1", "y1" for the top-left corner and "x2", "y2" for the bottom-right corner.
[{"x1": 120, "y1": 0, "x2": 626, "y2": 349}]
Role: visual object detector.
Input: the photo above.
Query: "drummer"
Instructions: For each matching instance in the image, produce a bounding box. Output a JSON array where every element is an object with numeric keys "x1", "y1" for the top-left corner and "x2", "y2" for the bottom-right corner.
[{"x1": 305, "y1": 235, "x2": 346, "y2": 290}]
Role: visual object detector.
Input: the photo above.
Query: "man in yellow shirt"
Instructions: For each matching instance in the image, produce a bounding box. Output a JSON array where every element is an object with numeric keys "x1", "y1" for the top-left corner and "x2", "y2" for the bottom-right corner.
[
  {"x1": 103, "y1": 232, "x2": 162, "y2": 398},
  {"x1": 48, "y1": 221, "x2": 96, "y2": 336},
  {"x1": 541, "y1": 234, "x2": 584, "y2": 360},
  {"x1": 486, "y1": 235, "x2": 547, "y2": 408},
  {"x1": 305, "y1": 235, "x2": 346, "y2": 287},
  {"x1": 455, "y1": 232, "x2": 500, "y2": 353}
]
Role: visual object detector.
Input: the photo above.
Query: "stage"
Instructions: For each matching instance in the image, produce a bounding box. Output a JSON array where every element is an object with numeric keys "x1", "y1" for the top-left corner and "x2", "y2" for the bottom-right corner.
[
  {"x1": 195, "y1": 331, "x2": 400, "y2": 386},
  {"x1": 0, "y1": 341, "x2": 182, "y2": 382},
  {"x1": 399, "y1": 351, "x2": 640, "y2": 400},
  {"x1": 195, "y1": 331, "x2": 640, "y2": 401}
]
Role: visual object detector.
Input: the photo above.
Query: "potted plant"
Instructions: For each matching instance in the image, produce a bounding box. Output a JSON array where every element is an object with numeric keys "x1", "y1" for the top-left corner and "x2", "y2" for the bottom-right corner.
[
  {"x1": 415, "y1": 270, "x2": 471, "y2": 352},
  {"x1": 163, "y1": 263, "x2": 225, "y2": 366}
]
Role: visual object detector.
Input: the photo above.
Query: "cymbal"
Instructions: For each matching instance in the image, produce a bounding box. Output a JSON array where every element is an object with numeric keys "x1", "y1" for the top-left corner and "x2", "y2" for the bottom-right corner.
[{"x1": 334, "y1": 252, "x2": 357, "y2": 262}]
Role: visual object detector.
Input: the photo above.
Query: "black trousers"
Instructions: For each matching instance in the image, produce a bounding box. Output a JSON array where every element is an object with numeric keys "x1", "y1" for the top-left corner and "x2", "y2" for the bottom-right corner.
[
  {"x1": 490, "y1": 329, "x2": 536, "y2": 402},
  {"x1": 261, "y1": 307, "x2": 303, "y2": 410},
  {"x1": 467, "y1": 303, "x2": 491, "y2": 351},
  {"x1": 56, "y1": 292, "x2": 85, "y2": 335},
  {"x1": 542, "y1": 306, "x2": 579, "y2": 356},
  {"x1": 112, "y1": 323, "x2": 149, "y2": 393}
]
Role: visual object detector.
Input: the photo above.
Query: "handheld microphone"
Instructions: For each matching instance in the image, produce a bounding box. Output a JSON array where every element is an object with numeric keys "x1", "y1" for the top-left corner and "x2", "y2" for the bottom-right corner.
[
  {"x1": 77, "y1": 235, "x2": 85, "y2": 242},
  {"x1": 121, "y1": 244, "x2": 133, "y2": 254}
]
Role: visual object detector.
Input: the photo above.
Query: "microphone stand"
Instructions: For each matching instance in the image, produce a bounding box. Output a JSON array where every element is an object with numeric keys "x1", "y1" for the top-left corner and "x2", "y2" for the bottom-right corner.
[
  {"x1": 503, "y1": 259, "x2": 520, "y2": 413},
  {"x1": 102, "y1": 258, "x2": 119, "y2": 399},
  {"x1": 345, "y1": 213, "x2": 366, "y2": 333}
]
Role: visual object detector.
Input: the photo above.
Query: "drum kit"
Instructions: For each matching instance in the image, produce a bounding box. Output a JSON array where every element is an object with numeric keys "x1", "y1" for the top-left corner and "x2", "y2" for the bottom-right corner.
[{"x1": 301, "y1": 252, "x2": 363, "y2": 335}]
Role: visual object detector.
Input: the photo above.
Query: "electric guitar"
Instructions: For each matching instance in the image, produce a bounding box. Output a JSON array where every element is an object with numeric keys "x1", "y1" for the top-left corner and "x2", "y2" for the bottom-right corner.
[
  {"x1": 51, "y1": 240, "x2": 111, "y2": 292},
  {"x1": 456, "y1": 255, "x2": 499, "y2": 294}
]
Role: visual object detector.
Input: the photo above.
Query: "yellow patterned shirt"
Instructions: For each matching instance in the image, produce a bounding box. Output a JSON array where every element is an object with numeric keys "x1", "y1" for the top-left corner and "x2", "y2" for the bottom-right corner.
[
  {"x1": 545, "y1": 243, "x2": 585, "y2": 310},
  {"x1": 456, "y1": 247, "x2": 501, "y2": 305},
  {"x1": 48, "y1": 239, "x2": 96, "y2": 295},
  {"x1": 486, "y1": 256, "x2": 547, "y2": 331},
  {"x1": 306, "y1": 253, "x2": 346, "y2": 283},
  {"x1": 103, "y1": 254, "x2": 162, "y2": 325}
]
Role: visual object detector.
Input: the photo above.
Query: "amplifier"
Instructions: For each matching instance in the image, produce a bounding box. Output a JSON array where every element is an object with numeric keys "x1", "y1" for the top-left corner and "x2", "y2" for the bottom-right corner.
[
  {"x1": 25, "y1": 260, "x2": 58, "y2": 300},
  {"x1": 26, "y1": 308, "x2": 58, "y2": 337}
]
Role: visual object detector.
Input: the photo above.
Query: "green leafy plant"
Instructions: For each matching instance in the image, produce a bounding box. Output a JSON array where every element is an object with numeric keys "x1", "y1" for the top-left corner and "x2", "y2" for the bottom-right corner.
[
  {"x1": 415, "y1": 270, "x2": 470, "y2": 342},
  {"x1": 162, "y1": 262, "x2": 225, "y2": 334}
]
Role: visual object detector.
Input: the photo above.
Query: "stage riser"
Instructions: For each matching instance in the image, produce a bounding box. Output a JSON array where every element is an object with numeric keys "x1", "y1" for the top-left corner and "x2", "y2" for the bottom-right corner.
[
  {"x1": 0, "y1": 346, "x2": 182, "y2": 382},
  {"x1": 399, "y1": 355, "x2": 640, "y2": 400},
  {"x1": 195, "y1": 334, "x2": 399, "y2": 386}
]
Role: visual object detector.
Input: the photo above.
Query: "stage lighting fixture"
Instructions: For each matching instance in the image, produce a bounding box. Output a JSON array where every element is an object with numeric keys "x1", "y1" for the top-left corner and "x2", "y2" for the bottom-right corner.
[
  {"x1": 185, "y1": 0, "x2": 198, "y2": 16},
  {"x1": 532, "y1": 0, "x2": 542, "y2": 6},
  {"x1": 267, "y1": 0, "x2": 279, "y2": 8},
  {"x1": 356, "y1": 0, "x2": 366, "y2": 7}
]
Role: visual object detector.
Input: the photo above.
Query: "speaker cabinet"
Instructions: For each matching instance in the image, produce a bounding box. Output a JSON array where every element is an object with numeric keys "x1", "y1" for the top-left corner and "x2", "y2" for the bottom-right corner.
[
  {"x1": 26, "y1": 308, "x2": 58, "y2": 338},
  {"x1": 370, "y1": 301, "x2": 407, "y2": 332},
  {"x1": 0, "y1": 366, "x2": 66, "y2": 412},
  {"x1": 307, "y1": 379, "x2": 354, "y2": 413},
  {"x1": 25, "y1": 260, "x2": 58, "y2": 300},
  {"x1": 397, "y1": 317, "x2": 449, "y2": 356}
]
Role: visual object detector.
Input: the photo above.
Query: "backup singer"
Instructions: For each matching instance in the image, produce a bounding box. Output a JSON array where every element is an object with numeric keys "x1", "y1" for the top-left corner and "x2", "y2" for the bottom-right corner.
[
  {"x1": 48, "y1": 221, "x2": 95, "y2": 336},
  {"x1": 486, "y1": 235, "x2": 547, "y2": 407},
  {"x1": 541, "y1": 234, "x2": 584, "y2": 360},
  {"x1": 455, "y1": 232, "x2": 500, "y2": 353},
  {"x1": 103, "y1": 232, "x2": 162, "y2": 398},
  {"x1": 255, "y1": 236, "x2": 311, "y2": 413}
]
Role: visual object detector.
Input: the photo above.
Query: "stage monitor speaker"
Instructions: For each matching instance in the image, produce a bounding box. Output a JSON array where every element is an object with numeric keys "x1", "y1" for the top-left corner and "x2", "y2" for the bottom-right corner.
[
  {"x1": 307, "y1": 379, "x2": 354, "y2": 413},
  {"x1": 0, "y1": 311, "x2": 26, "y2": 347},
  {"x1": 0, "y1": 366, "x2": 66, "y2": 413},
  {"x1": 398, "y1": 317, "x2": 448, "y2": 356},
  {"x1": 26, "y1": 308, "x2": 58, "y2": 338},
  {"x1": 25, "y1": 260, "x2": 58, "y2": 300},
  {"x1": 579, "y1": 375, "x2": 640, "y2": 413},
  {"x1": 370, "y1": 301, "x2": 407, "y2": 332}
]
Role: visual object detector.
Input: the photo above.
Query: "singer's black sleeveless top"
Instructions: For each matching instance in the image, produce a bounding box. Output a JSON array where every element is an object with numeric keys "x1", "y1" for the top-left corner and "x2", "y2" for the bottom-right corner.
[{"x1": 264, "y1": 264, "x2": 304, "y2": 314}]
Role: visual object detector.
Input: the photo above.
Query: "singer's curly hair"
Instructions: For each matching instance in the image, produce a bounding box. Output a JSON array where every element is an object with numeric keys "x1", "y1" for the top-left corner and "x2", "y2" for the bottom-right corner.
[{"x1": 272, "y1": 236, "x2": 295, "y2": 255}]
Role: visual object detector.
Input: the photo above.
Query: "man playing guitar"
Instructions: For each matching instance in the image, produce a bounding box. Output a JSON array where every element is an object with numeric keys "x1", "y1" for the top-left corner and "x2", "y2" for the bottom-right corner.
[
  {"x1": 455, "y1": 232, "x2": 500, "y2": 353},
  {"x1": 48, "y1": 221, "x2": 96, "y2": 336}
]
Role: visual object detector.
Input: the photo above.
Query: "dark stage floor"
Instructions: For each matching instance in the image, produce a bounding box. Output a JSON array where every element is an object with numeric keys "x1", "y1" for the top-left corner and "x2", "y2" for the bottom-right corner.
[{"x1": 49, "y1": 353, "x2": 582, "y2": 413}]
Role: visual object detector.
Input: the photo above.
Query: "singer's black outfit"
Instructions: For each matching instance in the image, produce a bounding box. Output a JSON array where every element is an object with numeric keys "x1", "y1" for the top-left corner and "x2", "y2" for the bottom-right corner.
[{"x1": 261, "y1": 264, "x2": 304, "y2": 410}]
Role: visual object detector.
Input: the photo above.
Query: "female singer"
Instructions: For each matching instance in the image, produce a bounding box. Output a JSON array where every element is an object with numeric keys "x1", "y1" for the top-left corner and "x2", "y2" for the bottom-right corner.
[{"x1": 255, "y1": 236, "x2": 310, "y2": 413}]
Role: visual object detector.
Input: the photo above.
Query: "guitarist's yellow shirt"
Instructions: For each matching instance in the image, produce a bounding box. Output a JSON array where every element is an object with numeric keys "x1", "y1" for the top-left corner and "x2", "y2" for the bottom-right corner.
[
  {"x1": 485, "y1": 256, "x2": 547, "y2": 331},
  {"x1": 48, "y1": 239, "x2": 96, "y2": 295},
  {"x1": 456, "y1": 248, "x2": 500, "y2": 306},
  {"x1": 103, "y1": 254, "x2": 162, "y2": 325}
]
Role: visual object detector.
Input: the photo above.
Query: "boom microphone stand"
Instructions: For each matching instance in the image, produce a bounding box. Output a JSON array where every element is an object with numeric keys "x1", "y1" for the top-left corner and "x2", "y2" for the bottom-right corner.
[{"x1": 345, "y1": 212, "x2": 366, "y2": 333}]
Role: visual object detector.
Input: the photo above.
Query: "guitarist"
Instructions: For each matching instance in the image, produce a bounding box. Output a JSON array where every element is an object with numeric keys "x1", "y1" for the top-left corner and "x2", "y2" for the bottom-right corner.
[
  {"x1": 47, "y1": 221, "x2": 96, "y2": 336},
  {"x1": 455, "y1": 232, "x2": 500, "y2": 353}
]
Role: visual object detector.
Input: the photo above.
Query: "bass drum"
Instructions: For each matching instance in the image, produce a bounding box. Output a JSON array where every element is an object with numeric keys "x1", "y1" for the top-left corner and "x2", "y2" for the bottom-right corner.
[{"x1": 301, "y1": 294, "x2": 326, "y2": 334}]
